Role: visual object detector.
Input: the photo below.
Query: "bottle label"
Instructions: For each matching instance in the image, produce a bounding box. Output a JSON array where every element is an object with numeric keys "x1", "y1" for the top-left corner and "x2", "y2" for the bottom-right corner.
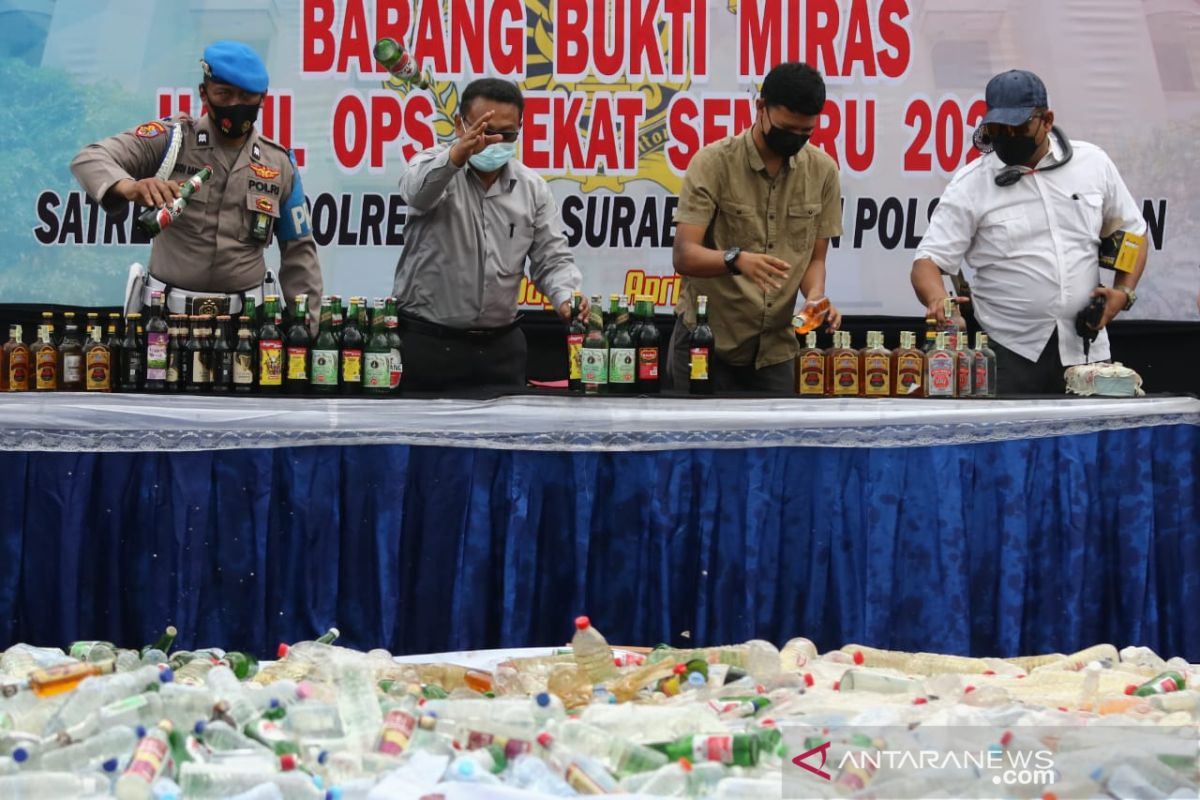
[
  {"x1": 928, "y1": 353, "x2": 955, "y2": 395},
  {"x1": 689, "y1": 347, "x2": 709, "y2": 380},
  {"x1": 215, "y1": 353, "x2": 234, "y2": 384},
  {"x1": 8, "y1": 348, "x2": 29, "y2": 390},
  {"x1": 389, "y1": 347, "x2": 402, "y2": 389},
  {"x1": 85, "y1": 348, "x2": 110, "y2": 391},
  {"x1": 864, "y1": 354, "x2": 889, "y2": 396},
  {"x1": 166, "y1": 351, "x2": 180, "y2": 384},
  {"x1": 377, "y1": 709, "x2": 417, "y2": 755},
  {"x1": 974, "y1": 358, "x2": 990, "y2": 394},
  {"x1": 833, "y1": 354, "x2": 858, "y2": 395},
  {"x1": 692, "y1": 735, "x2": 734, "y2": 764},
  {"x1": 957, "y1": 356, "x2": 972, "y2": 396},
  {"x1": 234, "y1": 353, "x2": 254, "y2": 385},
  {"x1": 35, "y1": 347, "x2": 56, "y2": 389},
  {"x1": 286, "y1": 347, "x2": 308, "y2": 380},
  {"x1": 146, "y1": 333, "x2": 168, "y2": 379},
  {"x1": 311, "y1": 349, "x2": 338, "y2": 385},
  {"x1": 363, "y1": 353, "x2": 390, "y2": 388},
  {"x1": 897, "y1": 355, "x2": 922, "y2": 395},
  {"x1": 342, "y1": 349, "x2": 362, "y2": 383},
  {"x1": 125, "y1": 734, "x2": 168, "y2": 784},
  {"x1": 610, "y1": 348, "x2": 635, "y2": 384},
  {"x1": 568, "y1": 334, "x2": 584, "y2": 380},
  {"x1": 637, "y1": 347, "x2": 659, "y2": 380},
  {"x1": 259, "y1": 341, "x2": 283, "y2": 385},
  {"x1": 126, "y1": 353, "x2": 144, "y2": 383},
  {"x1": 191, "y1": 352, "x2": 211, "y2": 384},
  {"x1": 63, "y1": 353, "x2": 83, "y2": 384},
  {"x1": 799, "y1": 353, "x2": 824, "y2": 395},
  {"x1": 581, "y1": 347, "x2": 608, "y2": 384}
]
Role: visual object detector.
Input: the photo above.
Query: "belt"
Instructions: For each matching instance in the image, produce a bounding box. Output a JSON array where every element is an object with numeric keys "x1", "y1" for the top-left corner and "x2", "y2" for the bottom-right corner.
[
  {"x1": 397, "y1": 312, "x2": 521, "y2": 341},
  {"x1": 146, "y1": 275, "x2": 263, "y2": 316}
]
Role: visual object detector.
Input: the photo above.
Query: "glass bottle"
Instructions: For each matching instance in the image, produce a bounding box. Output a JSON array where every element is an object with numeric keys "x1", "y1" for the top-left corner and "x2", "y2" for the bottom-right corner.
[
  {"x1": 566, "y1": 291, "x2": 585, "y2": 394},
  {"x1": 385, "y1": 297, "x2": 403, "y2": 394},
  {"x1": 892, "y1": 331, "x2": 924, "y2": 398},
  {"x1": 608, "y1": 301, "x2": 636, "y2": 394},
  {"x1": 925, "y1": 332, "x2": 956, "y2": 397},
  {"x1": 829, "y1": 331, "x2": 860, "y2": 397},
  {"x1": 310, "y1": 298, "x2": 339, "y2": 393},
  {"x1": 797, "y1": 331, "x2": 825, "y2": 396},
  {"x1": 144, "y1": 291, "x2": 169, "y2": 391},
  {"x1": 955, "y1": 336, "x2": 973, "y2": 398},
  {"x1": 792, "y1": 296, "x2": 830, "y2": 335},
  {"x1": 165, "y1": 315, "x2": 185, "y2": 393},
  {"x1": 5, "y1": 325, "x2": 30, "y2": 392},
  {"x1": 634, "y1": 295, "x2": 660, "y2": 394},
  {"x1": 58, "y1": 312, "x2": 85, "y2": 391},
  {"x1": 119, "y1": 313, "x2": 145, "y2": 392},
  {"x1": 233, "y1": 317, "x2": 255, "y2": 394},
  {"x1": 363, "y1": 298, "x2": 391, "y2": 395},
  {"x1": 182, "y1": 316, "x2": 202, "y2": 393},
  {"x1": 581, "y1": 294, "x2": 608, "y2": 396},
  {"x1": 105, "y1": 314, "x2": 123, "y2": 389},
  {"x1": 339, "y1": 297, "x2": 364, "y2": 395},
  {"x1": 34, "y1": 319, "x2": 58, "y2": 391},
  {"x1": 257, "y1": 296, "x2": 284, "y2": 393},
  {"x1": 861, "y1": 331, "x2": 891, "y2": 398},
  {"x1": 688, "y1": 295, "x2": 714, "y2": 395},
  {"x1": 285, "y1": 294, "x2": 311, "y2": 395},
  {"x1": 973, "y1": 332, "x2": 997, "y2": 398},
  {"x1": 83, "y1": 317, "x2": 111, "y2": 393},
  {"x1": 211, "y1": 315, "x2": 234, "y2": 392}
]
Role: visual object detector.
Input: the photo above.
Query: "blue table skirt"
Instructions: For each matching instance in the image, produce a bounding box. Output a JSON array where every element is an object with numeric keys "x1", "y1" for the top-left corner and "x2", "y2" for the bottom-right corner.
[{"x1": 1, "y1": 424, "x2": 1197, "y2": 660}]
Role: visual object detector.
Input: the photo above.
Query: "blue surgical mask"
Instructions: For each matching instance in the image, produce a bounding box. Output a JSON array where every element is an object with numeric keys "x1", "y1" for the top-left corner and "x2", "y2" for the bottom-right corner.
[{"x1": 469, "y1": 142, "x2": 516, "y2": 172}]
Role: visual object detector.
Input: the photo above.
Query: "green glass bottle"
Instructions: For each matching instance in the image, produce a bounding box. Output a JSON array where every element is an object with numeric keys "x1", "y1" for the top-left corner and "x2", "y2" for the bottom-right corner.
[
  {"x1": 608, "y1": 300, "x2": 636, "y2": 394},
  {"x1": 340, "y1": 298, "x2": 364, "y2": 395},
  {"x1": 650, "y1": 732, "x2": 759, "y2": 767},
  {"x1": 285, "y1": 294, "x2": 310, "y2": 395},
  {"x1": 141, "y1": 626, "x2": 177, "y2": 658},
  {"x1": 634, "y1": 295, "x2": 660, "y2": 394},
  {"x1": 258, "y1": 296, "x2": 284, "y2": 394},
  {"x1": 310, "y1": 297, "x2": 339, "y2": 393},
  {"x1": 581, "y1": 295, "x2": 608, "y2": 395},
  {"x1": 566, "y1": 291, "x2": 585, "y2": 394},
  {"x1": 384, "y1": 297, "x2": 403, "y2": 394},
  {"x1": 688, "y1": 295, "x2": 714, "y2": 395},
  {"x1": 363, "y1": 298, "x2": 391, "y2": 395}
]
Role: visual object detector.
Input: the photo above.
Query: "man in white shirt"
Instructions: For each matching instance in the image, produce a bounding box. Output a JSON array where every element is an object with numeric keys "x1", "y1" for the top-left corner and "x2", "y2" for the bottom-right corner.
[{"x1": 911, "y1": 70, "x2": 1147, "y2": 394}]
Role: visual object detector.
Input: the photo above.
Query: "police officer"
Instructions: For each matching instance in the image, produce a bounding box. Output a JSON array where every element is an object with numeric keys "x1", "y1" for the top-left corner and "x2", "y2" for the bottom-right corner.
[{"x1": 71, "y1": 40, "x2": 321, "y2": 319}]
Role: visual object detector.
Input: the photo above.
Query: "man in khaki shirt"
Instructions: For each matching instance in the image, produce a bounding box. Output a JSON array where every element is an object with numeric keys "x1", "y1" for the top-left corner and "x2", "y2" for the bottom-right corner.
[
  {"x1": 71, "y1": 41, "x2": 322, "y2": 319},
  {"x1": 670, "y1": 62, "x2": 843, "y2": 393}
]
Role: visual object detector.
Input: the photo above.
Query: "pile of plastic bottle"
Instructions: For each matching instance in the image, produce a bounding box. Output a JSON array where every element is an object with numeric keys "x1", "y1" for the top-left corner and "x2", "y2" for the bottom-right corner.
[{"x1": 0, "y1": 618, "x2": 1196, "y2": 798}]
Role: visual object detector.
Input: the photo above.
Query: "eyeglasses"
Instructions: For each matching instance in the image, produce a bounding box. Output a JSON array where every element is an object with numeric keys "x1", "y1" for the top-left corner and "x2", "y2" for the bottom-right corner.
[
  {"x1": 984, "y1": 112, "x2": 1044, "y2": 139},
  {"x1": 461, "y1": 116, "x2": 521, "y2": 143}
]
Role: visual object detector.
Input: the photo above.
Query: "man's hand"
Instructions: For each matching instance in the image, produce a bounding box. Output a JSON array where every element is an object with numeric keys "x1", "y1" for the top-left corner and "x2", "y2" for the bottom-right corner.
[
  {"x1": 924, "y1": 294, "x2": 970, "y2": 331},
  {"x1": 824, "y1": 301, "x2": 842, "y2": 332},
  {"x1": 1089, "y1": 286, "x2": 1127, "y2": 330},
  {"x1": 736, "y1": 252, "x2": 790, "y2": 292},
  {"x1": 113, "y1": 177, "x2": 181, "y2": 209},
  {"x1": 449, "y1": 110, "x2": 503, "y2": 167},
  {"x1": 557, "y1": 294, "x2": 590, "y2": 323}
]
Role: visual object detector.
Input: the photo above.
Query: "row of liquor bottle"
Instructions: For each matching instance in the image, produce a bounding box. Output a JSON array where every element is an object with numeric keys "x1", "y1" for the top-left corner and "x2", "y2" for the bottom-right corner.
[
  {"x1": 0, "y1": 292, "x2": 403, "y2": 395},
  {"x1": 798, "y1": 329, "x2": 997, "y2": 398}
]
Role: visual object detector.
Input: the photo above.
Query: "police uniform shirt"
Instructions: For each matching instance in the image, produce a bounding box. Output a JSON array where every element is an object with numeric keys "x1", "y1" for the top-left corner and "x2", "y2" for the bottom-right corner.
[{"x1": 71, "y1": 114, "x2": 322, "y2": 311}]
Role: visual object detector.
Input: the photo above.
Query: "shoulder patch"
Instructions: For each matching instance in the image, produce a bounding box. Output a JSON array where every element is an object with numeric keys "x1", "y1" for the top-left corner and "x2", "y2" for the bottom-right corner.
[
  {"x1": 250, "y1": 163, "x2": 280, "y2": 180},
  {"x1": 135, "y1": 121, "x2": 167, "y2": 139}
]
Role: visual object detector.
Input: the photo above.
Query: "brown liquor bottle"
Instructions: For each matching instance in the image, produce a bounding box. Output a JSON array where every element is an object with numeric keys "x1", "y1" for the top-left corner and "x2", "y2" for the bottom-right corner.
[
  {"x1": 829, "y1": 331, "x2": 860, "y2": 397},
  {"x1": 796, "y1": 331, "x2": 825, "y2": 396},
  {"x1": 861, "y1": 331, "x2": 891, "y2": 398},
  {"x1": 892, "y1": 331, "x2": 924, "y2": 397}
]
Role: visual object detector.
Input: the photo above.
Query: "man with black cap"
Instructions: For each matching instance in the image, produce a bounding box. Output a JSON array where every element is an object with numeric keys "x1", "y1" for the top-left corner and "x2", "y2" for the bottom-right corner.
[
  {"x1": 911, "y1": 69, "x2": 1147, "y2": 394},
  {"x1": 72, "y1": 40, "x2": 322, "y2": 321}
]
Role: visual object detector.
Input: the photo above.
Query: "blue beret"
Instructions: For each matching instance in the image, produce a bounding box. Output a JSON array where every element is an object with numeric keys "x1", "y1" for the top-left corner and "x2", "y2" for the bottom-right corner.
[{"x1": 202, "y1": 40, "x2": 269, "y2": 94}]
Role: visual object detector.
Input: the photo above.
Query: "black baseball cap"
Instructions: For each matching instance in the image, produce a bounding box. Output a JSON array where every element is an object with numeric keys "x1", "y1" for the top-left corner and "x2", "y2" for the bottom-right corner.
[{"x1": 982, "y1": 69, "x2": 1048, "y2": 126}]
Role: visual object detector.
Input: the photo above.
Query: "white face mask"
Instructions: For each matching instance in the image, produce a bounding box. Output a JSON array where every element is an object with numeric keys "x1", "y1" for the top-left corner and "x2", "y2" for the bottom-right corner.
[{"x1": 468, "y1": 141, "x2": 516, "y2": 172}]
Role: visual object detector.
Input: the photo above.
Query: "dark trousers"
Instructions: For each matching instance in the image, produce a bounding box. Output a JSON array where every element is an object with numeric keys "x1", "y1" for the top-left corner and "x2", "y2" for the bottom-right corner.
[
  {"x1": 665, "y1": 318, "x2": 795, "y2": 395},
  {"x1": 399, "y1": 324, "x2": 527, "y2": 393},
  {"x1": 991, "y1": 329, "x2": 1066, "y2": 395}
]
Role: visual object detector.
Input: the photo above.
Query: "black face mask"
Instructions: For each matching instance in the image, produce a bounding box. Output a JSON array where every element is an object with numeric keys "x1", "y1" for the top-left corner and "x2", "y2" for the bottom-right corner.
[
  {"x1": 762, "y1": 110, "x2": 809, "y2": 158},
  {"x1": 990, "y1": 130, "x2": 1040, "y2": 167},
  {"x1": 209, "y1": 100, "x2": 260, "y2": 138}
]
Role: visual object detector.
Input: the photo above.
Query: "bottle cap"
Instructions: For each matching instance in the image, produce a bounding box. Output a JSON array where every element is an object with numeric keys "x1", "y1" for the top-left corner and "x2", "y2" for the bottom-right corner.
[
  {"x1": 574, "y1": 616, "x2": 591, "y2": 630},
  {"x1": 536, "y1": 732, "x2": 553, "y2": 748},
  {"x1": 535, "y1": 692, "x2": 551, "y2": 708},
  {"x1": 277, "y1": 643, "x2": 290, "y2": 659},
  {"x1": 136, "y1": 725, "x2": 147, "y2": 738},
  {"x1": 280, "y1": 753, "x2": 297, "y2": 771},
  {"x1": 159, "y1": 668, "x2": 174, "y2": 683},
  {"x1": 11, "y1": 747, "x2": 27, "y2": 763},
  {"x1": 193, "y1": 720, "x2": 206, "y2": 735},
  {"x1": 102, "y1": 757, "x2": 119, "y2": 773}
]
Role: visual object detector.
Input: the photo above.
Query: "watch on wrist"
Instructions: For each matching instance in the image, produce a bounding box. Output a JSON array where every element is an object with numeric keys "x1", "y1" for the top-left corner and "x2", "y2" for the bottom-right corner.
[
  {"x1": 724, "y1": 247, "x2": 742, "y2": 275},
  {"x1": 1118, "y1": 285, "x2": 1137, "y2": 311}
]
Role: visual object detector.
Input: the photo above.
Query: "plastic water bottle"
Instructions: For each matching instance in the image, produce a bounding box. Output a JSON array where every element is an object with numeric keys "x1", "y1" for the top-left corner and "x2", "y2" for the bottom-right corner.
[
  {"x1": 159, "y1": 682, "x2": 217, "y2": 731},
  {"x1": 285, "y1": 701, "x2": 345, "y2": 739},
  {"x1": 194, "y1": 719, "x2": 273, "y2": 755},
  {"x1": 550, "y1": 718, "x2": 668, "y2": 776},
  {"x1": 99, "y1": 691, "x2": 166, "y2": 730},
  {"x1": 207, "y1": 666, "x2": 260, "y2": 728},
  {"x1": 38, "y1": 724, "x2": 138, "y2": 772},
  {"x1": 334, "y1": 657, "x2": 383, "y2": 750},
  {"x1": 508, "y1": 753, "x2": 576, "y2": 795},
  {"x1": 571, "y1": 616, "x2": 618, "y2": 684},
  {"x1": 714, "y1": 776, "x2": 785, "y2": 798},
  {"x1": 177, "y1": 763, "x2": 325, "y2": 799},
  {"x1": 115, "y1": 720, "x2": 172, "y2": 800},
  {"x1": 0, "y1": 771, "x2": 108, "y2": 797},
  {"x1": 537, "y1": 732, "x2": 619, "y2": 794},
  {"x1": 444, "y1": 754, "x2": 502, "y2": 784}
]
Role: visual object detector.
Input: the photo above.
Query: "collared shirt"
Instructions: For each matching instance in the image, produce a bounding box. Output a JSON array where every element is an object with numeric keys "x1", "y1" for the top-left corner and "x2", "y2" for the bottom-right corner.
[
  {"x1": 392, "y1": 145, "x2": 581, "y2": 329},
  {"x1": 71, "y1": 115, "x2": 322, "y2": 309},
  {"x1": 673, "y1": 129, "x2": 843, "y2": 369},
  {"x1": 916, "y1": 135, "x2": 1145, "y2": 365}
]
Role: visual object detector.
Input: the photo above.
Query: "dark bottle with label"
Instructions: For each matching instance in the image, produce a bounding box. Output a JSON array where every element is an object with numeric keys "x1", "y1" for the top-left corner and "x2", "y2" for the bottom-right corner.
[
  {"x1": 233, "y1": 317, "x2": 255, "y2": 394},
  {"x1": 339, "y1": 297, "x2": 364, "y2": 395},
  {"x1": 144, "y1": 291, "x2": 169, "y2": 391},
  {"x1": 310, "y1": 298, "x2": 338, "y2": 393},
  {"x1": 165, "y1": 314, "x2": 185, "y2": 392},
  {"x1": 566, "y1": 291, "x2": 585, "y2": 393},
  {"x1": 180, "y1": 316, "x2": 199, "y2": 392},
  {"x1": 634, "y1": 295, "x2": 660, "y2": 394},
  {"x1": 608, "y1": 301, "x2": 636, "y2": 394},
  {"x1": 363, "y1": 299, "x2": 391, "y2": 395},
  {"x1": 58, "y1": 312, "x2": 85, "y2": 391},
  {"x1": 688, "y1": 295, "x2": 714, "y2": 395},
  {"x1": 119, "y1": 313, "x2": 145, "y2": 392},
  {"x1": 384, "y1": 297, "x2": 403, "y2": 394},
  {"x1": 212, "y1": 315, "x2": 234, "y2": 392},
  {"x1": 285, "y1": 294, "x2": 310, "y2": 395},
  {"x1": 257, "y1": 296, "x2": 284, "y2": 394},
  {"x1": 104, "y1": 314, "x2": 123, "y2": 391}
]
